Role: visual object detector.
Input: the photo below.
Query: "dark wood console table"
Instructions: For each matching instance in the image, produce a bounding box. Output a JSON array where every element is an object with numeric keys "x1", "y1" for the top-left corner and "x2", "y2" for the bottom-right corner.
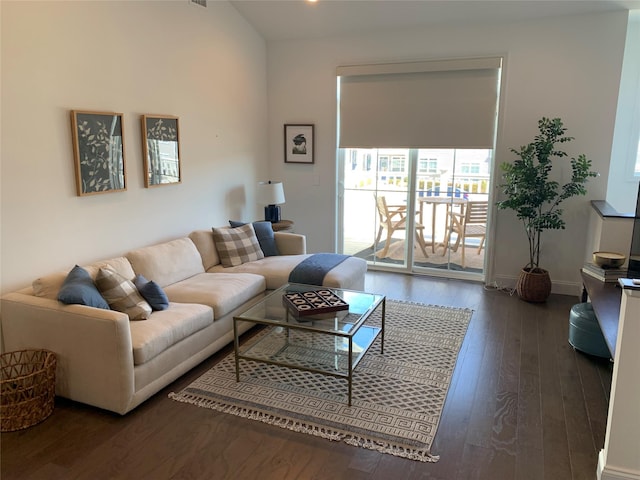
[{"x1": 580, "y1": 271, "x2": 621, "y2": 357}]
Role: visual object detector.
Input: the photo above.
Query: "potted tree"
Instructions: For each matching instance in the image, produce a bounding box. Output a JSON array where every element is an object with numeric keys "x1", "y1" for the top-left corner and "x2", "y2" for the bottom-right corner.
[{"x1": 497, "y1": 117, "x2": 597, "y2": 302}]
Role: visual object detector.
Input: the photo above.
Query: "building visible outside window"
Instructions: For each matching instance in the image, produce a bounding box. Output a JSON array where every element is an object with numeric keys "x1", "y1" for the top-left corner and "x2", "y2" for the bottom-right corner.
[
  {"x1": 418, "y1": 158, "x2": 438, "y2": 174},
  {"x1": 460, "y1": 163, "x2": 481, "y2": 174},
  {"x1": 390, "y1": 156, "x2": 406, "y2": 172}
]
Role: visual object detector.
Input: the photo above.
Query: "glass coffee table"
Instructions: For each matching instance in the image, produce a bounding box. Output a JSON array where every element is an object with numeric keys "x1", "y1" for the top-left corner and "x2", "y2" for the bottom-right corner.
[{"x1": 233, "y1": 283, "x2": 385, "y2": 406}]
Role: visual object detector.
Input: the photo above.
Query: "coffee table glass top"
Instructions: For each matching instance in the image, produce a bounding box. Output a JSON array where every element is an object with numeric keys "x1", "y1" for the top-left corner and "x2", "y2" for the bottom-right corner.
[
  {"x1": 235, "y1": 283, "x2": 384, "y2": 336},
  {"x1": 233, "y1": 283, "x2": 386, "y2": 405}
]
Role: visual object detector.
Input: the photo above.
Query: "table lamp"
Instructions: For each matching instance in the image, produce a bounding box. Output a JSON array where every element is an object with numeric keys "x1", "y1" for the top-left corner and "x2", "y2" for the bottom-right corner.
[{"x1": 257, "y1": 181, "x2": 285, "y2": 222}]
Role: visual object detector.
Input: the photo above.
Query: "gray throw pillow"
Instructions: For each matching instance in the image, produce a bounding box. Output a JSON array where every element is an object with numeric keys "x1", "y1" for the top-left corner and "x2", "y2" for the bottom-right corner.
[
  {"x1": 133, "y1": 274, "x2": 169, "y2": 311},
  {"x1": 229, "y1": 220, "x2": 280, "y2": 256},
  {"x1": 57, "y1": 265, "x2": 110, "y2": 309}
]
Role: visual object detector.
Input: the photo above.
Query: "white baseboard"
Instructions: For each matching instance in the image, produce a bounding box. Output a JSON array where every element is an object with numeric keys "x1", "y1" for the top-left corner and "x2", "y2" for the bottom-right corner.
[
  {"x1": 491, "y1": 274, "x2": 582, "y2": 298},
  {"x1": 598, "y1": 450, "x2": 640, "y2": 480}
]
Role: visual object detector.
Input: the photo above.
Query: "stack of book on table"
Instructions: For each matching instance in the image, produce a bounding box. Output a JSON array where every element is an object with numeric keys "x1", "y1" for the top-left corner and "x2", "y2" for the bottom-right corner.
[{"x1": 581, "y1": 262, "x2": 628, "y2": 283}]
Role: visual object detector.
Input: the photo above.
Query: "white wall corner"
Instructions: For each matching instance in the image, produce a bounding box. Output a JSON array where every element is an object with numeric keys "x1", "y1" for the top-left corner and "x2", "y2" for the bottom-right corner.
[{"x1": 598, "y1": 450, "x2": 640, "y2": 480}]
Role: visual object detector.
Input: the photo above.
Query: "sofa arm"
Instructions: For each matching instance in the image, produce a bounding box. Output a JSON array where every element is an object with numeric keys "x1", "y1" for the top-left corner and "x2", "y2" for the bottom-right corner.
[
  {"x1": 274, "y1": 232, "x2": 306, "y2": 255},
  {"x1": 1, "y1": 292, "x2": 135, "y2": 415}
]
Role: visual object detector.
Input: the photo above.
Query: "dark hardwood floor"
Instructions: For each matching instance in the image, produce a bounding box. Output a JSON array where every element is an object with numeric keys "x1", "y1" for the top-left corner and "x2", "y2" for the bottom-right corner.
[{"x1": 1, "y1": 271, "x2": 613, "y2": 479}]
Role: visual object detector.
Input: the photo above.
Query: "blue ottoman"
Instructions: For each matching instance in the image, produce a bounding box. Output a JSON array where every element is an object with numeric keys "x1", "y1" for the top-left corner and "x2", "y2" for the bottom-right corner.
[{"x1": 568, "y1": 302, "x2": 610, "y2": 359}]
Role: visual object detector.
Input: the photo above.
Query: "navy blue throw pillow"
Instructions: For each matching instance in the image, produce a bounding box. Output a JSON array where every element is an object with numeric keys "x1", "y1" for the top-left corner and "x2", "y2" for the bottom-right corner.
[
  {"x1": 133, "y1": 274, "x2": 169, "y2": 311},
  {"x1": 229, "y1": 220, "x2": 280, "y2": 257},
  {"x1": 57, "y1": 265, "x2": 110, "y2": 309}
]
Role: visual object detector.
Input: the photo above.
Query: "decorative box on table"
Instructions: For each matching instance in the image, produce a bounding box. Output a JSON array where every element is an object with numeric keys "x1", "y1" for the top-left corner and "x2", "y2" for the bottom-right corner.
[{"x1": 283, "y1": 289, "x2": 349, "y2": 316}]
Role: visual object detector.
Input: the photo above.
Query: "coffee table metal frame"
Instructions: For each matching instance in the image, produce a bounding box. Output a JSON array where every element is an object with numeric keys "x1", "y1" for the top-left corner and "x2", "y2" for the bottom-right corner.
[{"x1": 233, "y1": 283, "x2": 385, "y2": 406}]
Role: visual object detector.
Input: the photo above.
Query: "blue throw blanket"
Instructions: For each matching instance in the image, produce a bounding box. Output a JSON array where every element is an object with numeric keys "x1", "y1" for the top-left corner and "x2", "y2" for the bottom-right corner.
[{"x1": 288, "y1": 253, "x2": 350, "y2": 286}]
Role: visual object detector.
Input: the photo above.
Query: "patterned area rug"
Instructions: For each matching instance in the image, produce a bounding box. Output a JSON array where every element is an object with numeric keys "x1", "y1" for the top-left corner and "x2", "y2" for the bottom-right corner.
[{"x1": 169, "y1": 300, "x2": 472, "y2": 462}]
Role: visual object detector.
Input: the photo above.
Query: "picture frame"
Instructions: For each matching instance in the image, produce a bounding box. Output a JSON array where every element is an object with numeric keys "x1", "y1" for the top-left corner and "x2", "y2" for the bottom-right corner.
[
  {"x1": 70, "y1": 110, "x2": 126, "y2": 196},
  {"x1": 141, "y1": 114, "x2": 181, "y2": 187},
  {"x1": 284, "y1": 124, "x2": 314, "y2": 164}
]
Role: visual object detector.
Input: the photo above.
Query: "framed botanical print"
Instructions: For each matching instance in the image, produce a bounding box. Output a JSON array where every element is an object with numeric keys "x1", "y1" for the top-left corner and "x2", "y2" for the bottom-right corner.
[
  {"x1": 70, "y1": 110, "x2": 126, "y2": 196},
  {"x1": 141, "y1": 115, "x2": 181, "y2": 187},
  {"x1": 284, "y1": 124, "x2": 314, "y2": 164}
]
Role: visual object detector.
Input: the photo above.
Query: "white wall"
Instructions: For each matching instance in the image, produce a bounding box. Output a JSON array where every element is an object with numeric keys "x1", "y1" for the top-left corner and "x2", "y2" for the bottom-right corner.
[
  {"x1": 607, "y1": 10, "x2": 640, "y2": 214},
  {"x1": 0, "y1": 0, "x2": 268, "y2": 293},
  {"x1": 266, "y1": 11, "x2": 628, "y2": 292}
]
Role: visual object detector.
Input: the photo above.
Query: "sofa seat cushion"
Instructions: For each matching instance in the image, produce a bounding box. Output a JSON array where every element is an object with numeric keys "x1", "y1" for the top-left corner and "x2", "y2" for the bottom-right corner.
[
  {"x1": 163, "y1": 272, "x2": 265, "y2": 319},
  {"x1": 126, "y1": 238, "x2": 205, "y2": 288},
  {"x1": 319, "y1": 256, "x2": 367, "y2": 290},
  {"x1": 206, "y1": 255, "x2": 312, "y2": 290},
  {"x1": 129, "y1": 302, "x2": 213, "y2": 365},
  {"x1": 207, "y1": 254, "x2": 367, "y2": 291}
]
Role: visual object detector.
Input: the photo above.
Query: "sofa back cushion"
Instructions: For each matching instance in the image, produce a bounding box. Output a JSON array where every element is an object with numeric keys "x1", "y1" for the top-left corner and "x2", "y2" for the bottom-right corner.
[
  {"x1": 188, "y1": 230, "x2": 220, "y2": 270},
  {"x1": 33, "y1": 256, "x2": 135, "y2": 300},
  {"x1": 126, "y1": 238, "x2": 205, "y2": 288}
]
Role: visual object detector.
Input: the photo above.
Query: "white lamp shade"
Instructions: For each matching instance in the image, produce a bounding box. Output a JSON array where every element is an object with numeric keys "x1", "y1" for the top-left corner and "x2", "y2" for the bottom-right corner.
[{"x1": 257, "y1": 181, "x2": 285, "y2": 205}]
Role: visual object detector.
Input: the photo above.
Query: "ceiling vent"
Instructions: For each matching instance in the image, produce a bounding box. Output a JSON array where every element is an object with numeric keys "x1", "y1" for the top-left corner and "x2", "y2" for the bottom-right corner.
[{"x1": 190, "y1": 0, "x2": 207, "y2": 7}]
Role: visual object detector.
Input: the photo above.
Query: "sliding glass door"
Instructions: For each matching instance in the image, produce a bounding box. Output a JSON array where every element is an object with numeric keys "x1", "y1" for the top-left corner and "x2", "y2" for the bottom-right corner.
[
  {"x1": 339, "y1": 148, "x2": 492, "y2": 279},
  {"x1": 336, "y1": 56, "x2": 501, "y2": 280}
]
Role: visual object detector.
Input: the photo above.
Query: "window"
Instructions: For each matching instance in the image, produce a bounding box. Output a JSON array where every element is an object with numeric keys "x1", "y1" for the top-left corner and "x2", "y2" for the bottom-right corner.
[
  {"x1": 337, "y1": 57, "x2": 502, "y2": 278},
  {"x1": 460, "y1": 163, "x2": 481, "y2": 174},
  {"x1": 390, "y1": 156, "x2": 406, "y2": 172},
  {"x1": 418, "y1": 158, "x2": 438, "y2": 174}
]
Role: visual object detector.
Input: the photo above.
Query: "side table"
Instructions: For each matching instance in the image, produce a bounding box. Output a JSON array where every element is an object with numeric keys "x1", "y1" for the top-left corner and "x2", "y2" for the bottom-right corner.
[{"x1": 271, "y1": 220, "x2": 294, "y2": 232}]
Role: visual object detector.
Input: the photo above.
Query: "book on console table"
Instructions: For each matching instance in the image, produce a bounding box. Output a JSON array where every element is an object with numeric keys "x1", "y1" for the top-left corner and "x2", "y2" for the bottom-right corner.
[
  {"x1": 283, "y1": 289, "x2": 349, "y2": 317},
  {"x1": 582, "y1": 262, "x2": 628, "y2": 283}
]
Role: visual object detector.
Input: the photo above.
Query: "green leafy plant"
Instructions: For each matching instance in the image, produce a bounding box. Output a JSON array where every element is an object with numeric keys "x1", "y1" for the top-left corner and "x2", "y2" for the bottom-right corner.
[{"x1": 497, "y1": 117, "x2": 597, "y2": 271}]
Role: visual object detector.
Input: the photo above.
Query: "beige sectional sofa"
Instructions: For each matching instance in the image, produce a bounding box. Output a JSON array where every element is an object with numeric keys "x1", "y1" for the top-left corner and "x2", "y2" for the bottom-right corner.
[{"x1": 0, "y1": 227, "x2": 366, "y2": 415}]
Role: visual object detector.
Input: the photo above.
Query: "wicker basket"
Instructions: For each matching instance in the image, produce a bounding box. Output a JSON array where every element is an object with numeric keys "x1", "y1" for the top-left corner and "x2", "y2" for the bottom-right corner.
[
  {"x1": 516, "y1": 267, "x2": 552, "y2": 303},
  {"x1": 1, "y1": 349, "x2": 56, "y2": 432}
]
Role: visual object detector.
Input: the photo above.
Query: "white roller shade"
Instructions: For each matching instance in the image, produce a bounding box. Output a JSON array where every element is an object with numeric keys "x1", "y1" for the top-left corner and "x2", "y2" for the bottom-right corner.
[{"x1": 338, "y1": 57, "x2": 502, "y2": 149}]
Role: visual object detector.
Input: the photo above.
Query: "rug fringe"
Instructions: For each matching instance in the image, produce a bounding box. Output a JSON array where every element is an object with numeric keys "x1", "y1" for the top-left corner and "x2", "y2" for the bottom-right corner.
[
  {"x1": 168, "y1": 392, "x2": 439, "y2": 462},
  {"x1": 389, "y1": 299, "x2": 473, "y2": 315},
  {"x1": 169, "y1": 392, "x2": 344, "y2": 442},
  {"x1": 343, "y1": 436, "x2": 440, "y2": 463}
]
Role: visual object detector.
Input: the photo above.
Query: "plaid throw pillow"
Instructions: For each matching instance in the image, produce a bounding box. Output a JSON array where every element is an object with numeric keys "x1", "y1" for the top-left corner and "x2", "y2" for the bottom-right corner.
[
  {"x1": 212, "y1": 223, "x2": 265, "y2": 267},
  {"x1": 95, "y1": 268, "x2": 152, "y2": 320}
]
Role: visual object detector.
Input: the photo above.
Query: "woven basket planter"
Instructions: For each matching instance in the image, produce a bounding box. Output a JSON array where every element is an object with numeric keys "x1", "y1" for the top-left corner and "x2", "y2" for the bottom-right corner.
[
  {"x1": 1, "y1": 349, "x2": 56, "y2": 432},
  {"x1": 516, "y1": 267, "x2": 552, "y2": 303}
]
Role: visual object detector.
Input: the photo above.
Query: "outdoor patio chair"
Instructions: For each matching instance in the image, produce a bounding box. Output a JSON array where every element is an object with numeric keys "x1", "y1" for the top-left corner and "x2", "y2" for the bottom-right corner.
[
  {"x1": 374, "y1": 195, "x2": 429, "y2": 259},
  {"x1": 442, "y1": 200, "x2": 488, "y2": 268}
]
